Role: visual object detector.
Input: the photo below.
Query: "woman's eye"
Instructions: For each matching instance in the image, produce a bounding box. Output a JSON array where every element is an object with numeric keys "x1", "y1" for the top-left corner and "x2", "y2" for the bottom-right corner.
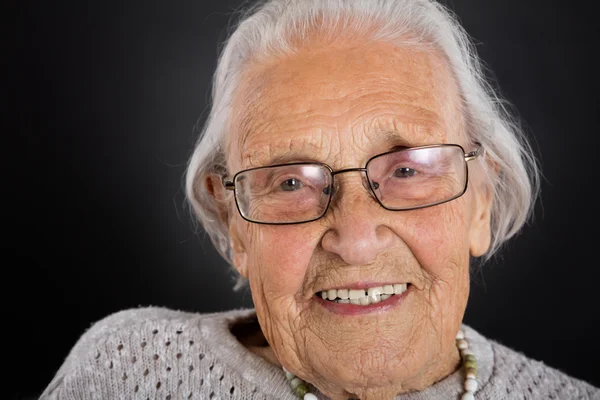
[
  {"x1": 279, "y1": 178, "x2": 304, "y2": 191},
  {"x1": 394, "y1": 167, "x2": 417, "y2": 178}
]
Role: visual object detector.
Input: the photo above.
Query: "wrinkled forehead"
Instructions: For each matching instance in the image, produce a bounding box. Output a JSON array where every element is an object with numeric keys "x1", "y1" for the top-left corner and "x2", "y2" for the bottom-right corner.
[{"x1": 227, "y1": 40, "x2": 464, "y2": 170}]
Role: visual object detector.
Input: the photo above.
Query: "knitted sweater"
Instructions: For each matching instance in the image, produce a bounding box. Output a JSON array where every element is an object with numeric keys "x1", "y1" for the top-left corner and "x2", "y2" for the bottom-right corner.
[{"x1": 40, "y1": 307, "x2": 599, "y2": 400}]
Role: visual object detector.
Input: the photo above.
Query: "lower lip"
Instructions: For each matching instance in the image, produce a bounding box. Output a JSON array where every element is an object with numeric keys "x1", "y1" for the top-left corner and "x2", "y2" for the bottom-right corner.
[{"x1": 314, "y1": 285, "x2": 411, "y2": 315}]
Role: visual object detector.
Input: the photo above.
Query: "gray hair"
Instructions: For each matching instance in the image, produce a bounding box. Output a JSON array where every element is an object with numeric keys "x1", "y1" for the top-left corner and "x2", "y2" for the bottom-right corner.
[{"x1": 185, "y1": 0, "x2": 540, "y2": 268}]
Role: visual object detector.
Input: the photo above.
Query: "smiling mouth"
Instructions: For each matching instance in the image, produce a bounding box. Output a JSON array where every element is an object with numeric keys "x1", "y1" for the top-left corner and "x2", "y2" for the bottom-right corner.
[{"x1": 317, "y1": 283, "x2": 410, "y2": 306}]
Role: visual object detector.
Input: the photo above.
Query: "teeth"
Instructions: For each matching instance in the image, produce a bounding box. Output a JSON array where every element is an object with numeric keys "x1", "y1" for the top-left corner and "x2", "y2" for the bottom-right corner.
[
  {"x1": 318, "y1": 284, "x2": 409, "y2": 306},
  {"x1": 394, "y1": 283, "x2": 408, "y2": 294},
  {"x1": 367, "y1": 287, "x2": 383, "y2": 303}
]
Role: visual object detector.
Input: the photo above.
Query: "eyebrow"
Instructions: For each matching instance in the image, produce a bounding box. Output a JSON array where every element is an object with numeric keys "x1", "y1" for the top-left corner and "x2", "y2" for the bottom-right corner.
[
  {"x1": 371, "y1": 129, "x2": 417, "y2": 148},
  {"x1": 243, "y1": 142, "x2": 323, "y2": 168},
  {"x1": 243, "y1": 129, "x2": 423, "y2": 168}
]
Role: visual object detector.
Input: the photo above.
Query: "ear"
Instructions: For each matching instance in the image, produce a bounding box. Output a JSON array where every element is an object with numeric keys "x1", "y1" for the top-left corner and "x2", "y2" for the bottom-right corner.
[
  {"x1": 469, "y1": 181, "x2": 493, "y2": 257},
  {"x1": 204, "y1": 174, "x2": 249, "y2": 278},
  {"x1": 204, "y1": 174, "x2": 231, "y2": 226}
]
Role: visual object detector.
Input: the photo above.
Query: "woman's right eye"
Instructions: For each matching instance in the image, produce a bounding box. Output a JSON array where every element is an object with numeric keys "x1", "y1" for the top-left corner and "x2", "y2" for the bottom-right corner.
[{"x1": 279, "y1": 178, "x2": 304, "y2": 191}]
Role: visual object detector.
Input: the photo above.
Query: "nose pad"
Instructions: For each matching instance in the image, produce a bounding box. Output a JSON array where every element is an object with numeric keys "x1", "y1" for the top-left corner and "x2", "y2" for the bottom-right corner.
[
  {"x1": 364, "y1": 176, "x2": 380, "y2": 196},
  {"x1": 359, "y1": 172, "x2": 380, "y2": 202}
]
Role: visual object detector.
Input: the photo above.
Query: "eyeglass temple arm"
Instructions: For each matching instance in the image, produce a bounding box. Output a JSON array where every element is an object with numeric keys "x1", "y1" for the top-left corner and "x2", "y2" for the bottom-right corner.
[
  {"x1": 222, "y1": 177, "x2": 235, "y2": 190},
  {"x1": 464, "y1": 144, "x2": 483, "y2": 162}
]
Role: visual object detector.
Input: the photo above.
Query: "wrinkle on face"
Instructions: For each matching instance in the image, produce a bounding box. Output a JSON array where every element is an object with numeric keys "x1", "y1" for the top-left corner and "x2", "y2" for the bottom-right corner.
[{"x1": 224, "y1": 37, "x2": 481, "y2": 399}]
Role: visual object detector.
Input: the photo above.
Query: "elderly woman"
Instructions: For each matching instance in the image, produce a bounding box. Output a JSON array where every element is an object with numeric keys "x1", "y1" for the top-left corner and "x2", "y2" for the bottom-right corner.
[{"x1": 41, "y1": 0, "x2": 598, "y2": 399}]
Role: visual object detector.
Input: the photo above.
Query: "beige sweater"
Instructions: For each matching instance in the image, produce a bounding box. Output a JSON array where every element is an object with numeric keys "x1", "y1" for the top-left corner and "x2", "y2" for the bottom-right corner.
[{"x1": 40, "y1": 307, "x2": 599, "y2": 399}]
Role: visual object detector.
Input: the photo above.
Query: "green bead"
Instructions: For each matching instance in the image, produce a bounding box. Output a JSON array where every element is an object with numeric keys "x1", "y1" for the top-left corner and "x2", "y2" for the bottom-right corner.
[
  {"x1": 464, "y1": 359, "x2": 477, "y2": 370},
  {"x1": 464, "y1": 354, "x2": 476, "y2": 363},
  {"x1": 295, "y1": 384, "x2": 310, "y2": 398},
  {"x1": 465, "y1": 366, "x2": 478, "y2": 376}
]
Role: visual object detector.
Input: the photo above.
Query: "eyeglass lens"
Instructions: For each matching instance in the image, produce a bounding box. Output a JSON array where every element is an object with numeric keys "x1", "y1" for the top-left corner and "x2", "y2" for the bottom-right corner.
[{"x1": 233, "y1": 146, "x2": 467, "y2": 223}]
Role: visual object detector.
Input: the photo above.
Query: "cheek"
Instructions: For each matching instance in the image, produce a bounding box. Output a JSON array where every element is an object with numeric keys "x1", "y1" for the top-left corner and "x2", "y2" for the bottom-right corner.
[
  {"x1": 247, "y1": 225, "x2": 320, "y2": 295},
  {"x1": 398, "y1": 201, "x2": 472, "y2": 334},
  {"x1": 400, "y1": 199, "x2": 471, "y2": 277}
]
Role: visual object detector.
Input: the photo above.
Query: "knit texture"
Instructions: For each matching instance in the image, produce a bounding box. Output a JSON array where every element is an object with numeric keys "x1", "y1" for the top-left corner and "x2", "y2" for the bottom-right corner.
[{"x1": 40, "y1": 307, "x2": 599, "y2": 400}]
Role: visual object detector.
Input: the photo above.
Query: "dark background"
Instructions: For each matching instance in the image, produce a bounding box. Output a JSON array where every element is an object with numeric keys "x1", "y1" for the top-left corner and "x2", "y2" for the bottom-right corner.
[{"x1": 8, "y1": 0, "x2": 599, "y2": 398}]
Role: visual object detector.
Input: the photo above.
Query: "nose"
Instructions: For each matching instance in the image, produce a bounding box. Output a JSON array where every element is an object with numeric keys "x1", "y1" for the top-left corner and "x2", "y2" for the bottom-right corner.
[{"x1": 320, "y1": 179, "x2": 394, "y2": 265}]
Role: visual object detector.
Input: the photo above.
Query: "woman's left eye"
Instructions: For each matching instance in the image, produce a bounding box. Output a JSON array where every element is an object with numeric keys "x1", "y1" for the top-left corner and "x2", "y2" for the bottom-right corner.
[
  {"x1": 279, "y1": 178, "x2": 304, "y2": 191},
  {"x1": 393, "y1": 167, "x2": 417, "y2": 178}
]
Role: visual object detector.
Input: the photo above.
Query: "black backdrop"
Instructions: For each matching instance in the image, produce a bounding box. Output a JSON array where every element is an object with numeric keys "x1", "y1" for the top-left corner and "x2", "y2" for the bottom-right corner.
[{"x1": 9, "y1": 0, "x2": 600, "y2": 398}]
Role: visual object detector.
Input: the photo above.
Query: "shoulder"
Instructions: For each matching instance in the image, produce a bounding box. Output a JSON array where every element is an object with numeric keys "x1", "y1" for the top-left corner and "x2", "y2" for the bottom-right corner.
[
  {"x1": 483, "y1": 338, "x2": 599, "y2": 399},
  {"x1": 40, "y1": 307, "x2": 268, "y2": 400}
]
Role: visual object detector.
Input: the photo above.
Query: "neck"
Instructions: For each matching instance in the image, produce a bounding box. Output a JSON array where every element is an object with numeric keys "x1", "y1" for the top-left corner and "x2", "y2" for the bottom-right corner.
[
  {"x1": 231, "y1": 314, "x2": 282, "y2": 367},
  {"x1": 232, "y1": 316, "x2": 462, "y2": 400}
]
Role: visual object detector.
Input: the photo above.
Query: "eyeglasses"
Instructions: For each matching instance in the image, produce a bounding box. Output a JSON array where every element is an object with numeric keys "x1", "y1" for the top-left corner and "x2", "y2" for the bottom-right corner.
[{"x1": 223, "y1": 144, "x2": 483, "y2": 225}]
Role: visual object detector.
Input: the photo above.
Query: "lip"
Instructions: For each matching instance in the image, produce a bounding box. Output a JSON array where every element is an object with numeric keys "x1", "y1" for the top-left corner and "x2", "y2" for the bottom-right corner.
[{"x1": 314, "y1": 283, "x2": 412, "y2": 315}]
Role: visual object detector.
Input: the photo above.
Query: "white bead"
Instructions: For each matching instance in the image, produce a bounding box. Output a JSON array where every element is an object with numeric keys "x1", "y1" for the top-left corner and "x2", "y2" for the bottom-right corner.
[
  {"x1": 290, "y1": 377, "x2": 302, "y2": 389},
  {"x1": 461, "y1": 348, "x2": 474, "y2": 357},
  {"x1": 466, "y1": 370, "x2": 477, "y2": 379},
  {"x1": 456, "y1": 330, "x2": 465, "y2": 340},
  {"x1": 461, "y1": 392, "x2": 475, "y2": 400},
  {"x1": 304, "y1": 394, "x2": 318, "y2": 400},
  {"x1": 285, "y1": 371, "x2": 295, "y2": 380},
  {"x1": 457, "y1": 339, "x2": 468, "y2": 350},
  {"x1": 465, "y1": 378, "x2": 478, "y2": 392}
]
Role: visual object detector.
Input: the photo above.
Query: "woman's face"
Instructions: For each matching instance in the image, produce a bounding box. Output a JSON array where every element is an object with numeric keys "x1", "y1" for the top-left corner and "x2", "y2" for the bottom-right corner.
[{"x1": 224, "y1": 40, "x2": 492, "y2": 399}]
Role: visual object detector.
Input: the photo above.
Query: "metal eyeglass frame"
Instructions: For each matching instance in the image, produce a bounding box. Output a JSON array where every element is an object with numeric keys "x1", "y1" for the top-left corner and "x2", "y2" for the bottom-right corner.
[{"x1": 222, "y1": 143, "x2": 484, "y2": 225}]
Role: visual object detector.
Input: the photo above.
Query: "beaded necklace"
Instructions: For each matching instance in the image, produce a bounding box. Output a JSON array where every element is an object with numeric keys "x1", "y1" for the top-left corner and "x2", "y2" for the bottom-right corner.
[{"x1": 284, "y1": 330, "x2": 478, "y2": 399}]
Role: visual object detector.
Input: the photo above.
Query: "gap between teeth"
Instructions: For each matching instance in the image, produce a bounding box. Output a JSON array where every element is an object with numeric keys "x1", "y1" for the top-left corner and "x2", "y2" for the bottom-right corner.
[{"x1": 319, "y1": 283, "x2": 409, "y2": 305}]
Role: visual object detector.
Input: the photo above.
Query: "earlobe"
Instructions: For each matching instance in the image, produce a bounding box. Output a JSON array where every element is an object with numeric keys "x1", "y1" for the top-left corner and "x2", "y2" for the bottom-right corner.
[
  {"x1": 230, "y1": 225, "x2": 249, "y2": 278},
  {"x1": 469, "y1": 184, "x2": 493, "y2": 257}
]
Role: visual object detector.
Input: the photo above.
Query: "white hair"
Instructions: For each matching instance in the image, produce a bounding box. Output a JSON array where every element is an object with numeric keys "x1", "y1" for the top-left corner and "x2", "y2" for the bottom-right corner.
[{"x1": 185, "y1": 0, "x2": 540, "y2": 270}]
